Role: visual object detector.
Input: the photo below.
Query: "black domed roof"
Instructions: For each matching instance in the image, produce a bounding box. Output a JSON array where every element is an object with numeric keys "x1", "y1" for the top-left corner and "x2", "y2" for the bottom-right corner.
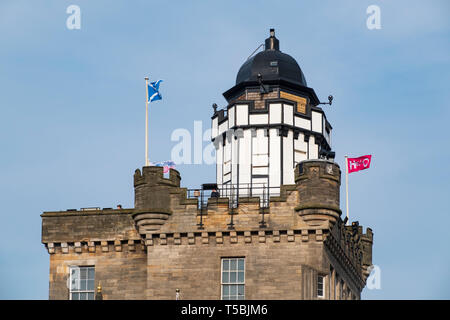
[{"x1": 235, "y1": 30, "x2": 307, "y2": 87}]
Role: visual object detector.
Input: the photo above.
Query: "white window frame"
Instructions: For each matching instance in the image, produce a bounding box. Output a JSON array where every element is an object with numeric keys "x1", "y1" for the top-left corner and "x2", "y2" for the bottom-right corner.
[
  {"x1": 317, "y1": 275, "x2": 325, "y2": 298},
  {"x1": 221, "y1": 257, "x2": 245, "y2": 300},
  {"x1": 69, "y1": 266, "x2": 95, "y2": 300}
]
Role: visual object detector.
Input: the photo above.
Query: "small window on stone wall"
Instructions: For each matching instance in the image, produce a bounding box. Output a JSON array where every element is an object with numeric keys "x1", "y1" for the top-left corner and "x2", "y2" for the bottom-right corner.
[
  {"x1": 221, "y1": 258, "x2": 245, "y2": 300},
  {"x1": 317, "y1": 275, "x2": 325, "y2": 298},
  {"x1": 69, "y1": 266, "x2": 95, "y2": 300}
]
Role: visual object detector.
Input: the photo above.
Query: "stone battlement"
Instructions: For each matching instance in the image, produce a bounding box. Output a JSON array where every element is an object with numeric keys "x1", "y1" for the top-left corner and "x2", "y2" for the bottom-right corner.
[
  {"x1": 41, "y1": 160, "x2": 374, "y2": 300},
  {"x1": 134, "y1": 166, "x2": 181, "y2": 188}
]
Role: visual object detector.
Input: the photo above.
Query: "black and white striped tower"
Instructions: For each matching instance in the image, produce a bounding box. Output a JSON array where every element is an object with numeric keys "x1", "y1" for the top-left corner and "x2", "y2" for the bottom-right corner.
[{"x1": 211, "y1": 29, "x2": 334, "y2": 198}]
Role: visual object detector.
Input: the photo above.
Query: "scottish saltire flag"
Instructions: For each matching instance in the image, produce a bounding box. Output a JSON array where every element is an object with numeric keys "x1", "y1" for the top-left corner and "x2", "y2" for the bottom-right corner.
[{"x1": 148, "y1": 80, "x2": 163, "y2": 102}]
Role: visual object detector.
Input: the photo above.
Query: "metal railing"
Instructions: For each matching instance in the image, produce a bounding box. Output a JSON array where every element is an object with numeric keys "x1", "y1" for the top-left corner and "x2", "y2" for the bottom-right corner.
[
  {"x1": 187, "y1": 183, "x2": 280, "y2": 229},
  {"x1": 187, "y1": 183, "x2": 280, "y2": 209}
]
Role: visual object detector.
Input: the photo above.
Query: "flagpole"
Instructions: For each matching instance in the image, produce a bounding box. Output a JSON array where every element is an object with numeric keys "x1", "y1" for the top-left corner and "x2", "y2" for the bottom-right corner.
[
  {"x1": 145, "y1": 77, "x2": 149, "y2": 166},
  {"x1": 345, "y1": 155, "x2": 349, "y2": 225}
]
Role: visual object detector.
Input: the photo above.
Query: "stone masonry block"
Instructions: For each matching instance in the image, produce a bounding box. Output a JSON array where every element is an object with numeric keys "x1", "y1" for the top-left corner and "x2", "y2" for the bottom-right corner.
[
  {"x1": 273, "y1": 231, "x2": 280, "y2": 242},
  {"x1": 101, "y1": 241, "x2": 109, "y2": 252},
  {"x1": 301, "y1": 230, "x2": 309, "y2": 242},
  {"x1": 315, "y1": 229, "x2": 323, "y2": 241},
  {"x1": 47, "y1": 243, "x2": 55, "y2": 254},
  {"x1": 188, "y1": 233, "x2": 195, "y2": 245},
  {"x1": 287, "y1": 230, "x2": 295, "y2": 242},
  {"x1": 230, "y1": 232, "x2": 237, "y2": 244},
  {"x1": 202, "y1": 232, "x2": 209, "y2": 244},
  {"x1": 174, "y1": 233, "x2": 181, "y2": 245},
  {"x1": 114, "y1": 240, "x2": 122, "y2": 252},
  {"x1": 258, "y1": 231, "x2": 266, "y2": 243},
  {"x1": 88, "y1": 241, "x2": 96, "y2": 253},
  {"x1": 244, "y1": 231, "x2": 252, "y2": 243},
  {"x1": 160, "y1": 234, "x2": 167, "y2": 245},
  {"x1": 128, "y1": 240, "x2": 135, "y2": 251},
  {"x1": 216, "y1": 232, "x2": 223, "y2": 244}
]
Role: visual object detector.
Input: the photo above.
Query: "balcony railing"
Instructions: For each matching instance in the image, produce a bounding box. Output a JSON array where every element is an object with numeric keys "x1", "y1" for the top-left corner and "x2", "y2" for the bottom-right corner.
[
  {"x1": 187, "y1": 183, "x2": 280, "y2": 208},
  {"x1": 187, "y1": 183, "x2": 280, "y2": 229}
]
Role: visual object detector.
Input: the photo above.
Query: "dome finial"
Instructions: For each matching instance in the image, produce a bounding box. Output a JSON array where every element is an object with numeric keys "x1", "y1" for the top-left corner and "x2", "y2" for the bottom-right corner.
[
  {"x1": 233, "y1": 28, "x2": 307, "y2": 87},
  {"x1": 265, "y1": 28, "x2": 279, "y2": 51}
]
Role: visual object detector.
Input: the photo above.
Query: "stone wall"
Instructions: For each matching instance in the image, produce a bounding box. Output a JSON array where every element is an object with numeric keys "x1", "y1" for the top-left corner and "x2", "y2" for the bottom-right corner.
[
  {"x1": 145, "y1": 232, "x2": 326, "y2": 300},
  {"x1": 41, "y1": 160, "x2": 373, "y2": 300},
  {"x1": 48, "y1": 242, "x2": 147, "y2": 300},
  {"x1": 42, "y1": 209, "x2": 145, "y2": 300},
  {"x1": 41, "y1": 209, "x2": 140, "y2": 243}
]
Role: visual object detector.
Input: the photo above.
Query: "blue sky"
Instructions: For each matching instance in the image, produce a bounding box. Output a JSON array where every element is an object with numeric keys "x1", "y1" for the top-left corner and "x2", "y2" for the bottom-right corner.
[{"x1": 0, "y1": 0, "x2": 449, "y2": 299}]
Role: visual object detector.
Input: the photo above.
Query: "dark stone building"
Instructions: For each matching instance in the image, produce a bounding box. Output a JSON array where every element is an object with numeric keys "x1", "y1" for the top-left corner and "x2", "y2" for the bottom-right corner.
[{"x1": 41, "y1": 30, "x2": 373, "y2": 300}]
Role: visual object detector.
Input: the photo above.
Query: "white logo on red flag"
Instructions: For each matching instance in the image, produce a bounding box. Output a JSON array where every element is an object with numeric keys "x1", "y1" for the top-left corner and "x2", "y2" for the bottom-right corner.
[{"x1": 347, "y1": 155, "x2": 372, "y2": 173}]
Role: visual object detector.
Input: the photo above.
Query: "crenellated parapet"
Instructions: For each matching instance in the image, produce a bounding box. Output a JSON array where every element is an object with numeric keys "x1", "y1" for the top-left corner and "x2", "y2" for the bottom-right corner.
[
  {"x1": 134, "y1": 166, "x2": 181, "y2": 209},
  {"x1": 325, "y1": 218, "x2": 374, "y2": 288},
  {"x1": 360, "y1": 228, "x2": 374, "y2": 280},
  {"x1": 134, "y1": 166, "x2": 181, "y2": 189}
]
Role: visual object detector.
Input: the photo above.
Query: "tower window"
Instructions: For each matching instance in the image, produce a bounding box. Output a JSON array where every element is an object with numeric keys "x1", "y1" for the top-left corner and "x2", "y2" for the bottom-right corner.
[
  {"x1": 317, "y1": 275, "x2": 324, "y2": 298},
  {"x1": 221, "y1": 258, "x2": 245, "y2": 300},
  {"x1": 69, "y1": 266, "x2": 95, "y2": 300}
]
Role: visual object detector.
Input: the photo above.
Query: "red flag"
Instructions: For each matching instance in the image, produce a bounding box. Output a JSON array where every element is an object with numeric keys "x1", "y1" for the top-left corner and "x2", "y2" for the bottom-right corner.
[{"x1": 347, "y1": 155, "x2": 372, "y2": 173}]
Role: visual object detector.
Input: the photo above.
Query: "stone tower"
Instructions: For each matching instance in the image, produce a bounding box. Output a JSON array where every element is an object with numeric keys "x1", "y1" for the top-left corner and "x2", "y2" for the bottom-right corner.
[
  {"x1": 295, "y1": 160, "x2": 341, "y2": 226},
  {"x1": 133, "y1": 166, "x2": 181, "y2": 234},
  {"x1": 41, "y1": 29, "x2": 373, "y2": 300}
]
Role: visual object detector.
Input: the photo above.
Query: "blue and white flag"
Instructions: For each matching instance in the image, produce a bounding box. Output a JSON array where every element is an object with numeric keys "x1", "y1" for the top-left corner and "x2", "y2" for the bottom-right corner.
[{"x1": 148, "y1": 80, "x2": 163, "y2": 102}]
